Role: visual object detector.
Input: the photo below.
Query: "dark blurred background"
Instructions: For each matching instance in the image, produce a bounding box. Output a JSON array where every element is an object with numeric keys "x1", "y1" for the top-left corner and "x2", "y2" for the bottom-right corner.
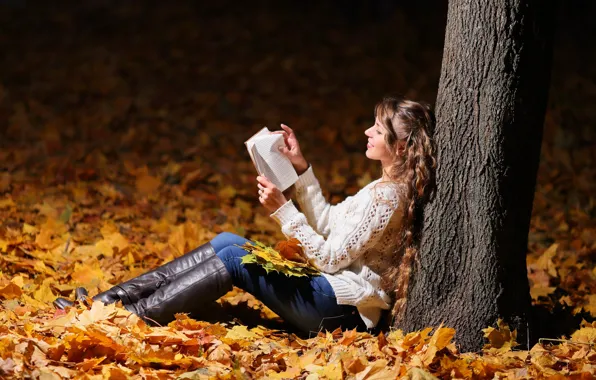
[{"x1": 0, "y1": 0, "x2": 594, "y2": 189}]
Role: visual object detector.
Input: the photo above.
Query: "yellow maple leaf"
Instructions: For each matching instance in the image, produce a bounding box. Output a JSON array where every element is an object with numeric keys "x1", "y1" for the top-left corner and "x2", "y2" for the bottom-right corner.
[
  {"x1": 429, "y1": 325, "x2": 456, "y2": 351},
  {"x1": 571, "y1": 326, "x2": 596, "y2": 343},
  {"x1": 482, "y1": 319, "x2": 518, "y2": 352},
  {"x1": 402, "y1": 331, "x2": 422, "y2": 349},
  {"x1": 309, "y1": 361, "x2": 343, "y2": 380},
  {"x1": 77, "y1": 301, "x2": 118, "y2": 328},
  {"x1": 344, "y1": 356, "x2": 367, "y2": 375},
  {"x1": 95, "y1": 232, "x2": 129, "y2": 257},
  {"x1": 402, "y1": 367, "x2": 439, "y2": 380},
  {"x1": 21, "y1": 294, "x2": 48, "y2": 309},
  {"x1": 22, "y1": 223, "x2": 38, "y2": 235},
  {"x1": 35, "y1": 219, "x2": 67, "y2": 250},
  {"x1": 71, "y1": 260, "x2": 106, "y2": 287},
  {"x1": 76, "y1": 356, "x2": 107, "y2": 372},
  {"x1": 416, "y1": 326, "x2": 456, "y2": 367},
  {"x1": 145, "y1": 329, "x2": 189, "y2": 345},
  {"x1": 530, "y1": 285, "x2": 556, "y2": 300},
  {"x1": 582, "y1": 294, "x2": 596, "y2": 317},
  {"x1": 224, "y1": 325, "x2": 262, "y2": 341},
  {"x1": 168, "y1": 222, "x2": 204, "y2": 256},
  {"x1": 33, "y1": 260, "x2": 57, "y2": 276},
  {"x1": 338, "y1": 329, "x2": 359, "y2": 346},
  {"x1": 33, "y1": 279, "x2": 56, "y2": 304},
  {"x1": 11, "y1": 275, "x2": 25, "y2": 288},
  {"x1": 386, "y1": 329, "x2": 404, "y2": 344},
  {"x1": 535, "y1": 244, "x2": 559, "y2": 278},
  {"x1": 353, "y1": 359, "x2": 392, "y2": 379},
  {"x1": 207, "y1": 343, "x2": 233, "y2": 367}
]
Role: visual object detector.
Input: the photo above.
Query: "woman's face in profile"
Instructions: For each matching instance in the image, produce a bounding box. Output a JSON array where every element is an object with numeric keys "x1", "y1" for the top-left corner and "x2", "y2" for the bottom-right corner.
[{"x1": 364, "y1": 118, "x2": 392, "y2": 163}]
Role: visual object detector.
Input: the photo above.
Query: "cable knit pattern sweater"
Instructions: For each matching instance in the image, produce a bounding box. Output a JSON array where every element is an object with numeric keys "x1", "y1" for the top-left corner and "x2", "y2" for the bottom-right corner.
[{"x1": 270, "y1": 166, "x2": 405, "y2": 328}]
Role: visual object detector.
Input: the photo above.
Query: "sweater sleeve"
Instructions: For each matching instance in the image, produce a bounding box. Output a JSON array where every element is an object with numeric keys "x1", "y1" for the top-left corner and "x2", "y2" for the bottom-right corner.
[
  {"x1": 293, "y1": 166, "x2": 335, "y2": 238},
  {"x1": 270, "y1": 187, "x2": 398, "y2": 273}
]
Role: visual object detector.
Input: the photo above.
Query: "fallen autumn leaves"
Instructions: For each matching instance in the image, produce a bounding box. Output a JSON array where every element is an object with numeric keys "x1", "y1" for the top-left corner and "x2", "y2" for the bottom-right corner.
[
  {"x1": 0, "y1": 144, "x2": 594, "y2": 378},
  {"x1": 2, "y1": 296, "x2": 595, "y2": 379},
  {"x1": 0, "y1": 1, "x2": 595, "y2": 378}
]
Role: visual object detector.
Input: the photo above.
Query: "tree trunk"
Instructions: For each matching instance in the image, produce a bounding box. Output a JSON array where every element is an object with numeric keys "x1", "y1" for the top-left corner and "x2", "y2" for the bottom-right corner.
[{"x1": 399, "y1": 0, "x2": 556, "y2": 352}]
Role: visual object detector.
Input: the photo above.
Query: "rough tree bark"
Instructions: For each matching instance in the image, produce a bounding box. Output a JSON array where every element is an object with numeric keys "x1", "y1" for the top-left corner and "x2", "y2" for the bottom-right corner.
[{"x1": 399, "y1": 0, "x2": 556, "y2": 351}]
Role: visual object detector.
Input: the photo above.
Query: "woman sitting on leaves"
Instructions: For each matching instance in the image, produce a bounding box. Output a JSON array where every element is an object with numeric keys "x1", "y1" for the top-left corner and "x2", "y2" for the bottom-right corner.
[{"x1": 55, "y1": 97, "x2": 437, "y2": 335}]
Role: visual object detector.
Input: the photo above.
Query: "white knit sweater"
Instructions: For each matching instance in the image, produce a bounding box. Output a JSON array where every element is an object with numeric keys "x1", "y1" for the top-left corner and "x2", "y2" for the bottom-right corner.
[{"x1": 270, "y1": 166, "x2": 405, "y2": 328}]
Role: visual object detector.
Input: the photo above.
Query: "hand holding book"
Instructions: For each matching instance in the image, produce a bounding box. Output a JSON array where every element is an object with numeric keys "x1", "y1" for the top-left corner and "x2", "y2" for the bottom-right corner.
[
  {"x1": 245, "y1": 124, "x2": 307, "y2": 192},
  {"x1": 256, "y1": 175, "x2": 287, "y2": 213},
  {"x1": 271, "y1": 124, "x2": 309, "y2": 175}
]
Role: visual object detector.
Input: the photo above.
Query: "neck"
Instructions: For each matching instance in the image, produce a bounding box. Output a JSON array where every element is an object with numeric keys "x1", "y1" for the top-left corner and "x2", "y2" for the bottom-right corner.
[{"x1": 381, "y1": 160, "x2": 392, "y2": 182}]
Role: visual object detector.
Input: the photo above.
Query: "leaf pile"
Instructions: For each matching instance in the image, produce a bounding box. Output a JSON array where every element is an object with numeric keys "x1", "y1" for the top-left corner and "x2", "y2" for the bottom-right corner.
[
  {"x1": 527, "y1": 138, "x2": 596, "y2": 316},
  {"x1": 239, "y1": 240, "x2": 320, "y2": 278},
  {"x1": 2, "y1": 300, "x2": 596, "y2": 379}
]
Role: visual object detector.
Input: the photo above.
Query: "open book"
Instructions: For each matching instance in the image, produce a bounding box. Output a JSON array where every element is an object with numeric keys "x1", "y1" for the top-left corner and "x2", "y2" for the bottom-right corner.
[{"x1": 245, "y1": 127, "x2": 298, "y2": 192}]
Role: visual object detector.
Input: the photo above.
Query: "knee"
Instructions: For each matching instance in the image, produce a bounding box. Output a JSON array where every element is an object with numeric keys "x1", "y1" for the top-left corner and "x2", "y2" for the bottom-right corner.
[
  {"x1": 210, "y1": 232, "x2": 249, "y2": 252},
  {"x1": 216, "y1": 232, "x2": 241, "y2": 241},
  {"x1": 216, "y1": 245, "x2": 248, "y2": 262},
  {"x1": 216, "y1": 245, "x2": 249, "y2": 277}
]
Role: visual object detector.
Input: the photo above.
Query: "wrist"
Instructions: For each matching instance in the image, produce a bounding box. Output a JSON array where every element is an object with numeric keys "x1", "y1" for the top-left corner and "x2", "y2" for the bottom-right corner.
[{"x1": 295, "y1": 161, "x2": 309, "y2": 175}]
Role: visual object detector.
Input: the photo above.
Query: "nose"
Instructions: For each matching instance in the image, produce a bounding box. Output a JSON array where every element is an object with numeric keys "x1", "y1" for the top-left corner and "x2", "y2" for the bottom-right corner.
[{"x1": 364, "y1": 127, "x2": 372, "y2": 137}]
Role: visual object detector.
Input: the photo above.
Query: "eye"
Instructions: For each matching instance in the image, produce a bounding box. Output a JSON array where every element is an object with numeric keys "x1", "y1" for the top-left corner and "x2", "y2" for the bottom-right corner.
[{"x1": 376, "y1": 129, "x2": 382, "y2": 135}]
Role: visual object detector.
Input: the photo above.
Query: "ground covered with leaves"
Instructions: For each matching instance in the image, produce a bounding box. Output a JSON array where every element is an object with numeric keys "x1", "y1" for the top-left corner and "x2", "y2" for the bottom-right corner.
[{"x1": 0, "y1": 1, "x2": 595, "y2": 379}]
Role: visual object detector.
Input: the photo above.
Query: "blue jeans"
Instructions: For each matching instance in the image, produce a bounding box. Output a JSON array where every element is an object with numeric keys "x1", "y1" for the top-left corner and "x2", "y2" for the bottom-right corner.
[{"x1": 210, "y1": 232, "x2": 367, "y2": 335}]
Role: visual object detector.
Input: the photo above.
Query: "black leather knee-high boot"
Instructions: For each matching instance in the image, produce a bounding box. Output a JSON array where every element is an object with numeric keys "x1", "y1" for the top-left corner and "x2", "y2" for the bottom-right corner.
[
  {"x1": 125, "y1": 252, "x2": 232, "y2": 325},
  {"x1": 54, "y1": 242, "x2": 223, "y2": 309}
]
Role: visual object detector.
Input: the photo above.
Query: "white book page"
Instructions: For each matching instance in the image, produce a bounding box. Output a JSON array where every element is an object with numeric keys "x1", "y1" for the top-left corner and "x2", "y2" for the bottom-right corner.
[
  {"x1": 245, "y1": 128, "x2": 298, "y2": 191},
  {"x1": 245, "y1": 127, "x2": 270, "y2": 166},
  {"x1": 252, "y1": 134, "x2": 298, "y2": 191},
  {"x1": 250, "y1": 144, "x2": 266, "y2": 176}
]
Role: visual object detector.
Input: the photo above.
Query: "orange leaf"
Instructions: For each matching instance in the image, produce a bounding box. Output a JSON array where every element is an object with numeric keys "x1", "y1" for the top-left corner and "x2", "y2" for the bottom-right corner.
[
  {"x1": 0, "y1": 282, "x2": 22, "y2": 299},
  {"x1": 339, "y1": 329, "x2": 358, "y2": 346},
  {"x1": 275, "y1": 238, "x2": 306, "y2": 263}
]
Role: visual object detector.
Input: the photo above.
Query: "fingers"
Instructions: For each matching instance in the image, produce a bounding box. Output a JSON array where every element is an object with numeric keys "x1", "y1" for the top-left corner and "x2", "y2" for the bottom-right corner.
[
  {"x1": 270, "y1": 130, "x2": 291, "y2": 151},
  {"x1": 257, "y1": 177, "x2": 278, "y2": 206},
  {"x1": 257, "y1": 175, "x2": 276, "y2": 189},
  {"x1": 281, "y1": 124, "x2": 293, "y2": 134},
  {"x1": 257, "y1": 177, "x2": 272, "y2": 206},
  {"x1": 278, "y1": 145, "x2": 290, "y2": 155},
  {"x1": 256, "y1": 176, "x2": 287, "y2": 212},
  {"x1": 257, "y1": 184, "x2": 267, "y2": 204}
]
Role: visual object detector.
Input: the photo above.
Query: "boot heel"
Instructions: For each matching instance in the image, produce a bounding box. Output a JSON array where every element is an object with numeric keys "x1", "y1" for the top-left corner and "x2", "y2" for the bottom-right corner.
[
  {"x1": 53, "y1": 298, "x2": 74, "y2": 310},
  {"x1": 75, "y1": 287, "x2": 89, "y2": 301}
]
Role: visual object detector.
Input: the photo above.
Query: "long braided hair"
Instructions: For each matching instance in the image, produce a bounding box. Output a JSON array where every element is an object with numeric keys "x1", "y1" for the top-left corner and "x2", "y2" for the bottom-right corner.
[{"x1": 375, "y1": 96, "x2": 437, "y2": 323}]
